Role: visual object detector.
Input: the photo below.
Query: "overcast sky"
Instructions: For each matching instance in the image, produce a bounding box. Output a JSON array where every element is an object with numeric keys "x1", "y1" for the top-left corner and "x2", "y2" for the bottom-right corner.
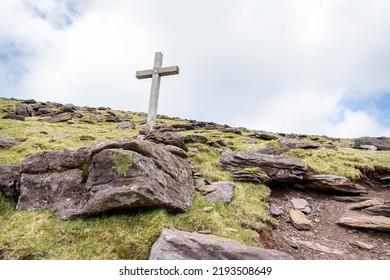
[{"x1": 1, "y1": 0, "x2": 390, "y2": 137}]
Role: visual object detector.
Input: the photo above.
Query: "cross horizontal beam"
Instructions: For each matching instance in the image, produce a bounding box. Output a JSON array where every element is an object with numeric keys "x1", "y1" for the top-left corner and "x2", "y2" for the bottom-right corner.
[{"x1": 136, "y1": 66, "x2": 180, "y2": 79}]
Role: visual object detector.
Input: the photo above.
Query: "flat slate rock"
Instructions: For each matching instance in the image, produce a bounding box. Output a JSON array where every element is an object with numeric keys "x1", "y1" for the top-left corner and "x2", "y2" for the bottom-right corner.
[
  {"x1": 363, "y1": 204, "x2": 390, "y2": 217},
  {"x1": 304, "y1": 175, "x2": 367, "y2": 195},
  {"x1": 290, "y1": 198, "x2": 309, "y2": 210},
  {"x1": 220, "y1": 151, "x2": 307, "y2": 183},
  {"x1": 336, "y1": 215, "x2": 390, "y2": 232},
  {"x1": 290, "y1": 238, "x2": 343, "y2": 255},
  {"x1": 149, "y1": 228, "x2": 293, "y2": 260},
  {"x1": 349, "y1": 199, "x2": 383, "y2": 210},
  {"x1": 204, "y1": 181, "x2": 236, "y2": 203},
  {"x1": 278, "y1": 137, "x2": 320, "y2": 150}
]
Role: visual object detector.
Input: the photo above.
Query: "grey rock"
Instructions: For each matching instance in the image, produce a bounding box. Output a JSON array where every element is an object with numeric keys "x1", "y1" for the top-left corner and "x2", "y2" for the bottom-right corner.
[
  {"x1": 188, "y1": 147, "x2": 199, "y2": 153},
  {"x1": 270, "y1": 204, "x2": 283, "y2": 216},
  {"x1": 116, "y1": 122, "x2": 135, "y2": 129},
  {"x1": 45, "y1": 113, "x2": 73, "y2": 123},
  {"x1": 149, "y1": 228, "x2": 293, "y2": 260},
  {"x1": 220, "y1": 151, "x2": 307, "y2": 183},
  {"x1": 143, "y1": 131, "x2": 188, "y2": 152},
  {"x1": 349, "y1": 240, "x2": 375, "y2": 250},
  {"x1": 290, "y1": 198, "x2": 309, "y2": 210},
  {"x1": 332, "y1": 196, "x2": 372, "y2": 203},
  {"x1": 61, "y1": 104, "x2": 76, "y2": 113},
  {"x1": 279, "y1": 137, "x2": 320, "y2": 150},
  {"x1": 349, "y1": 199, "x2": 383, "y2": 210},
  {"x1": 337, "y1": 215, "x2": 390, "y2": 232},
  {"x1": 105, "y1": 115, "x2": 119, "y2": 122},
  {"x1": 37, "y1": 107, "x2": 54, "y2": 115},
  {"x1": 2, "y1": 139, "x2": 195, "y2": 220},
  {"x1": 363, "y1": 204, "x2": 390, "y2": 217},
  {"x1": 354, "y1": 137, "x2": 390, "y2": 151},
  {"x1": 304, "y1": 175, "x2": 367, "y2": 195},
  {"x1": 250, "y1": 131, "x2": 279, "y2": 140},
  {"x1": 246, "y1": 138, "x2": 257, "y2": 144},
  {"x1": 0, "y1": 138, "x2": 21, "y2": 148},
  {"x1": 258, "y1": 144, "x2": 281, "y2": 155},
  {"x1": 182, "y1": 135, "x2": 208, "y2": 144},
  {"x1": 16, "y1": 104, "x2": 34, "y2": 117},
  {"x1": 204, "y1": 181, "x2": 236, "y2": 203},
  {"x1": 290, "y1": 237, "x2": 344, "y2": 255},
  {"x1": 3, "y1": 113, "x2": 25, "y2": 121},
  {"x1": 0, "y1": 164, "x2": 21, "y2": 203},
  {"x1": 17, "y1": 169, "x2": 85, "y2": 215},
  {"x1": 301, "y1": 206, "x2": 312, "y2": 214},
  {"x1": 289, "y1": 209, "x2": 313, "y2": 230}
]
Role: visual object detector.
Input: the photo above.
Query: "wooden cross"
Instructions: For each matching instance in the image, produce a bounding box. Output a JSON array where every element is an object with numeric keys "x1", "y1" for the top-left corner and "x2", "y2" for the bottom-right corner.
[{"x1": 136, "y1": 52, "x2": 179, "y2": 128}]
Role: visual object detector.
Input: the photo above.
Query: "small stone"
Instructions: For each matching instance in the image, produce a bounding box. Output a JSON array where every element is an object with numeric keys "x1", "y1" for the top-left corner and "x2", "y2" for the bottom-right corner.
[
  {"x1": 270, "y1": 204, "x2": 283, "y2": 216},
  {"x1": 301, "y1": 206, "x2": 312, "y2": 214},
  {"x1": 116, "y1": 122, "x2": 135, "y2": 129},
  {"x1": 289, "y1": 209, "x2": 313, "y2": 231},
  {"x1": 79, "y1": 135, "x2": 96, "y2": 141},
  {"x1": 349, "y1": 240, "x2": 375, "y2": 250},
  {"x1": 203, "y1": 206, "x2": 214, "y2": 212},
  {"x1": 188, "y1": 147, "x2": 199, "y2": 153},
  {"x1": 67, "y1": 120, "x2": 78, "y2": 124},
  {"x1": 290, "y1": 198, "x2": 309, "y2": 210},
  {"x1": 199, "y1": 184, "x2": 217, "y2": 194},
  {"x1": 247, "y1": 138, "x2": 257, "y2": 144},
  {"x1": 314, "y1": 218, "x2": 320, "y2": 223}
]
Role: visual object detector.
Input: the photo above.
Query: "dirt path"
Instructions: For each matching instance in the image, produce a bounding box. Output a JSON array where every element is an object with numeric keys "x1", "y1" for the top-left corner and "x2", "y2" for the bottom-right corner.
[{"x1": 262, "y1": 182, "x2": 390, "y2": 260}]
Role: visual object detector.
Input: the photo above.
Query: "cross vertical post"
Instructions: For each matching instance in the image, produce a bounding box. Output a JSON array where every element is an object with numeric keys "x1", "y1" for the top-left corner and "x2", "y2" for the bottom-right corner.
[{"x1": 136, "y1": 52, "x2": 179, "y2": 128}]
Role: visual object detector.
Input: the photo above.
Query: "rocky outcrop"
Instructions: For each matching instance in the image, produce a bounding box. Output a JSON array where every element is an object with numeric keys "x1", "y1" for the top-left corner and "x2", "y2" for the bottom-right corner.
[
  {"x1": 353, "y1": 137, "x2": 390, "y2": 151},
  {"x1": 220, "y1": 152, "x2": 307, "y2": 184},
  {"x1": 278, "y1": 137, "x2": 320, "y2": 150},
  {"x1": 142, "y1": 131, "x2": 188, "y2": 152},
  {"x1": 304, "y1": 175, "x2": 367, "y2": 195},
  {"x1": 220, "y1": 152, "x2": 367, "y2": 195},
  {"x1": 0, "y1": 138, "x2": 21, "y2": 149},
  {"x1": 336, "y1": 215, "x2": 390, "y2": 232},
  {"x1": 363, "y1": 204, "x2": 390, "y2": 217},
  {"x1": 149, "y1": 228, "x2": 293, "y2": 260},
  {"x1": 0, "y1": 139, "x2": 194, "y2": 219}
]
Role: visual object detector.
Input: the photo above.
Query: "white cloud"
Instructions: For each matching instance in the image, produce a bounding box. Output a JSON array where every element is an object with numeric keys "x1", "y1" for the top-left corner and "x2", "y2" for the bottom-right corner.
[{"x1": 1, "y1": 0, "x2": 390, "y2": 137}]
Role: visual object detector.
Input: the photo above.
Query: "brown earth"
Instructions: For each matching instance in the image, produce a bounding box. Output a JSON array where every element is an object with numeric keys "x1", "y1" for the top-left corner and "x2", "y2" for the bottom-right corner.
[{"x1": 261, "y1": 173, "x2": 390, "y2": 260}]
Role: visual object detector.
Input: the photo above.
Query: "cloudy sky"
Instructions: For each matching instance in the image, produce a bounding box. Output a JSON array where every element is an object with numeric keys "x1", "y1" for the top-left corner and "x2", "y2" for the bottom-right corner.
[{"x1": 1, "y1": 0, "x2": 390, "y2": 137}]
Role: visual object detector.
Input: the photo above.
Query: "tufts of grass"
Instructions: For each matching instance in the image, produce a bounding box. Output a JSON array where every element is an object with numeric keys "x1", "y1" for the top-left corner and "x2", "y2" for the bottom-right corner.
[{"x1": 285, "y1": 148, "x2": 390, "y2": 180}]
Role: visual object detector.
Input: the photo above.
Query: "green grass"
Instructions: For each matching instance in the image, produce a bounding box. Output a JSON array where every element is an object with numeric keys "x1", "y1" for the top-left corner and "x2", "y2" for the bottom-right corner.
[
  {"x1": 285, "y1": 148, "x2": 390, "y2": 179},
  {"x1": 1, "y1": 97, "x2": 389, "y2": 259}
]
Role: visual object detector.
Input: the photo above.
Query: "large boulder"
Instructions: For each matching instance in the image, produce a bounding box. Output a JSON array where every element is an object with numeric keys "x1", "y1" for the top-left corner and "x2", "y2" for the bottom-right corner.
[
  {"x1": 149, "y1": 228, "x2": 293, "y2": 260},
  {"x1": 220, "y1": 151, "x2": 307, "y2": 183},
  {"x1": 353, "y1": 137, "x2": 390, "y2": 151},
  {"x1": 15, "y1": 104, "x2": 34, "y2": 117},
  {"x1": 1, "y1": 139, "x2": 194, "y2": 220}
]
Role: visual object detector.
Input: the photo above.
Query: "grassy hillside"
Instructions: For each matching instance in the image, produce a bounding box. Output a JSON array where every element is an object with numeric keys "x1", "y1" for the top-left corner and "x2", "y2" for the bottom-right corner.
[{"x1": 0, "y1": 97, "x2": 389, "y2": 259}]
